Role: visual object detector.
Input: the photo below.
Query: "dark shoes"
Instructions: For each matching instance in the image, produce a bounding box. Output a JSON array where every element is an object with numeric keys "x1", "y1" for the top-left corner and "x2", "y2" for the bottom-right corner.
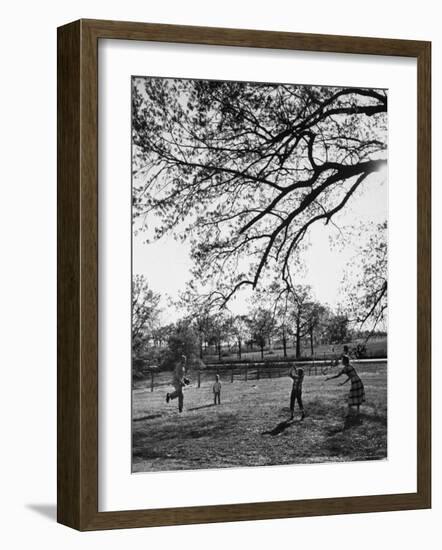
[
  {"x1": 300, "y1": 411, "x2": 306, "y2": 421},
  {"x1": 166, "y1": 393, "x2": 170, "y2": 403}
]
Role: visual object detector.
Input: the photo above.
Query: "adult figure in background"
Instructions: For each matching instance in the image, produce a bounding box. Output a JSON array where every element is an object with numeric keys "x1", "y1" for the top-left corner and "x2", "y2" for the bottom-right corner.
[
  {"x1": 326, "y1": 345, "x2": 365, "y2": 416},
  {"x1": 166, "y1": 354, "x2": 189, "y2": 413}
]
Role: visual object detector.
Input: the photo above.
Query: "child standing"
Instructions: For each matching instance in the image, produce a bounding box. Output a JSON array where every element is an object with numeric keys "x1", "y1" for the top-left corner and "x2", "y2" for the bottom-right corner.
[
  {"x1": 213, "y1": 374, "x2": 221, "y2": 405},
  {"x1": 289, "y1": 366, "x2": 305, "y2": 421}
]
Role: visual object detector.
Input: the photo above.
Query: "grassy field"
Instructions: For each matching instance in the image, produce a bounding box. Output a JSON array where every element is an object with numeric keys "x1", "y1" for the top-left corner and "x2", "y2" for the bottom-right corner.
[{"x1": 132, "y1": 363, "x2": 387, "y2": 472}]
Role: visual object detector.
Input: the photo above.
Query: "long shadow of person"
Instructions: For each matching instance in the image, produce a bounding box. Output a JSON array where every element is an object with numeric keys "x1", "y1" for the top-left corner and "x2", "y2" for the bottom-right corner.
[
  {"x1": 133, "y1": 413, "x2": 163, "y2": 422},
  {"x1": 261, "y1": 419, "x2": 295, "y2": 436},
  {"x1": 327, "y1": 414, "x2": 363, "y2": 436},
  {"x1": 187, "y1": 403, "x2": 216, "y2": 412},
  {"x1": 343, "y1": 414, "x2": 363, "y2": 431}
]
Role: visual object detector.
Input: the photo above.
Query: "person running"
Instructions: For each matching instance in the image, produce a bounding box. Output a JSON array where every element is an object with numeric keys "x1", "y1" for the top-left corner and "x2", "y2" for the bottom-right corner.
[
  {"x1": 212, "y1": 374, "x2": 221, "y2": 405},
  {"x1": 326, "y1": 345, "x2": 365, "y2": 416},
  {"x1": 289, "y1": 366, "x2": 305, "y2": 421},
  {"x1": 166, "y1": 354, "x2": 189, "y2": 413}
]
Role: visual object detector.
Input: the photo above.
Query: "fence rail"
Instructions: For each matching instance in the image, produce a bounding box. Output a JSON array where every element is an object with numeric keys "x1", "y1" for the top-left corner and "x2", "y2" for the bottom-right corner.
[
  {"x1": 201, "y1": 343, "x2": 387, "y2": 363},
  {"x1": 136, "y1": 358, "x2": 387, "y2": 393}
]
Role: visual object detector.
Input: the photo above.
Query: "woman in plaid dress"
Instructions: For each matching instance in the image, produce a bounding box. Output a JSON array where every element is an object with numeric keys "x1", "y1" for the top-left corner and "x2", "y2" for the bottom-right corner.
[{"x1": 326, "y1": 346, "x2": 365, "y2": 415}]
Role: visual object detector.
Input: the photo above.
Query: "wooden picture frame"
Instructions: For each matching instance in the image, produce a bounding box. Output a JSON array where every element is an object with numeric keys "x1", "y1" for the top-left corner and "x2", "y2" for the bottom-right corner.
[{"x1": 57, "y1": 19, "x2": 431, "y2": 531}]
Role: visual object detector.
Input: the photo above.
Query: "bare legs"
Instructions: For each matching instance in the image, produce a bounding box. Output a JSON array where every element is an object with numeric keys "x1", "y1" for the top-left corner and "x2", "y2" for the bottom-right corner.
[
  {"x1": 166, "y1": 388, "x2": 184, "y2": 412},
  {"x1": 290, "y1": 388, "x2": 305, "y2": 420}
]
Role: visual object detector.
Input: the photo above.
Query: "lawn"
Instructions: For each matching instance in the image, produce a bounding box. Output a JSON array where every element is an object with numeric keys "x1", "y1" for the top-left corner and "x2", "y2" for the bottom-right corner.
[{"x1": 132, "y1": 364, "x2": 387, "y2": 472}]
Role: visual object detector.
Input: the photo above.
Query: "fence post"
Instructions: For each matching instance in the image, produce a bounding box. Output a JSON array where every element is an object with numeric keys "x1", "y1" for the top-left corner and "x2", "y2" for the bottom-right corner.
[
  {"x1": 245, "y1": 365, "x2": 248, "y2": 381},
  {"x1": 198, "y1": 369, "x2": 201, "y2": 388},
  {"x1": 231, "y1": 368, "x2": 234, "y2": 383},
  {"x1": 150, "y1": 370, "x2": 154, "y2": 392}
]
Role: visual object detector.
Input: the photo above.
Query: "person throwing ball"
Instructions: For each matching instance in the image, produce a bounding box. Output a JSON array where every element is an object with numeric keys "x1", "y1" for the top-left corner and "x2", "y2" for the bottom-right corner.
[
  {"x1": 289, "y1": 366, "x2": 305, "y2": 421},
  {"x1": 166, "y1": 354, "x2": 190, "y2": 413},
  {"x1": 326, "y1": 345, "x2": 365, "y2": 416}
]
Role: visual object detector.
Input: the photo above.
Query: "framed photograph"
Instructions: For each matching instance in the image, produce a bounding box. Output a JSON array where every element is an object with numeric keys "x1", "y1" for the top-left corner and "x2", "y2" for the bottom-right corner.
[{"x1": 57, "y1": 19, "x2": 431, "y2": 530}]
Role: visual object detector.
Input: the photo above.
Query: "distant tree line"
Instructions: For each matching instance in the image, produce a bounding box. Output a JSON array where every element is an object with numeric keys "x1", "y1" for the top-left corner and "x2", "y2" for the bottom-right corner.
[{"x1": 131, "y1": 275, "x2": 386, "y2": 380}]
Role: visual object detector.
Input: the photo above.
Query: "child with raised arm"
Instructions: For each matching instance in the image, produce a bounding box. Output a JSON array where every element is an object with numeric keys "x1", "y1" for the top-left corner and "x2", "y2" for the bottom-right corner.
[
  {"x1": 326, "y1": 345, "x2": 365, "y2": 416},
  {"x1": 213, "y1": 374, "x2": 221, "y2": 405},
  {"x1": 289, "y1": 366, "x2": 306, "y2": 421}
]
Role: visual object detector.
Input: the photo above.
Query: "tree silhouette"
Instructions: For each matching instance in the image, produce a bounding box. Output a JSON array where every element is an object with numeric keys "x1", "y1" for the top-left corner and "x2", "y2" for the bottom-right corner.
[
  {"x1": 247, "y1": 306, "x2": 275, "y2": 360},
  {"x1": 325, "y1": 313, "x2": 349, "y2": 344},
  {"x1": 344, "y1": 221, "x2": 388, "y2": 334},
  {"x1": 132, "y1": 275, "x2": 161, "y2": 353},
  {"x1": 231, "y1": 315, "x2": 250, "y2": 359},
  {"x1": 304, "y1": 301, "x2": 329, "y2": 356},
  {"x1": 133, "y1": 78, "x2": 387, "y2": 309}
]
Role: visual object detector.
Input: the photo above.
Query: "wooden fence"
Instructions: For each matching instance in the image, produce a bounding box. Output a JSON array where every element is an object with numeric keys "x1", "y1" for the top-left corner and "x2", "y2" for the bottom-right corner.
[{"x1": 141, "y1": 359, "x2": 386, "y2": 392}]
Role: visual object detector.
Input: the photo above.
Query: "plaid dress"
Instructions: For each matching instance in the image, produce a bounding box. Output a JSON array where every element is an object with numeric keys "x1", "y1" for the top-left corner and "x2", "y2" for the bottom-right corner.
[{"x1": 343, "y1": 364, "x2": 365, "y2": 406}]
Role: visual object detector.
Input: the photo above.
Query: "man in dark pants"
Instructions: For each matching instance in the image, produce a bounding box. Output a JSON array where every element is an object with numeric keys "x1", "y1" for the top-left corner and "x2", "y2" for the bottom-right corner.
[
  {"x1": 166, "y1": 355, "x2": 189, "y2": 412},
  {"x1": 289, "y1": 366, "x2": 306, "y2": 421}
]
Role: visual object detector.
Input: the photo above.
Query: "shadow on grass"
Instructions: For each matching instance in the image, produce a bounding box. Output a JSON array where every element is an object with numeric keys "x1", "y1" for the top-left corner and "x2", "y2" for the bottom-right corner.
[
  {"x1": 327, "y1": 410, "x2": 387, "y2": 435},
  {"x1": 187, "y1": 404, "x2": 216, "y2": 411},
  {"x1": 261, "y1": 418, "x2": 296, "y2": 436},
  {"x1": 359, "y1": 411, "x2": 387, "y2": 425},
  {"x1": 343, "y1": 414, "x2": 364, "y2": 430},
  {"x1": 133, "y1": 413, "x2": 238, "y2": 463},
  {"x1": 327, "y1": 414, "x2": 363, "y2": 435},
  {"x1": 133, "y1": 413, "x2": 163, "y2": 422},
  {"x1": 132, "y1": 448, "x2": 166, "y2": 460}
]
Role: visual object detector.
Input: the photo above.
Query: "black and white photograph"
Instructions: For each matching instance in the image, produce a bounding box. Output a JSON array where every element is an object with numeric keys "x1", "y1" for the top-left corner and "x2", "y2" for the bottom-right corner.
[
  {"x1": 2, "y1": 0, "x2": 436, "y2": 542},
  {"x1": 131, "y1": 76, "x2": 388, "y2": 473}
]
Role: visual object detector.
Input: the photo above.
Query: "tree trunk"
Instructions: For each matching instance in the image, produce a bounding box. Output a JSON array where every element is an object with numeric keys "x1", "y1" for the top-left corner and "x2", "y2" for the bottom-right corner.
[
  {"x1": 282, "y1": 331, "x2": 287, "y2": 358},
  {"x1": 295, "y1": 318, "x2": 301, "y2": 359},
  {"x1": 238, "y1": 338, "x2": 242, "y2": 359},
  {"x1": 218, "y1": 341, "x2": 221, "y2": 361},
  {"x1": 260, "y1": 343, "x2": 264, "y2": 360},
  {"x1": 310, "y1": 327, "x2": 314, "y2": 356}
]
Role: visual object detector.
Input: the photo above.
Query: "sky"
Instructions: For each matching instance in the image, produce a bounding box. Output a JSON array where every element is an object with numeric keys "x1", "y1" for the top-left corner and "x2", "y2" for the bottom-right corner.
[{"x1": 133, "y1": 169, "x2": 387, "y2": 323}]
